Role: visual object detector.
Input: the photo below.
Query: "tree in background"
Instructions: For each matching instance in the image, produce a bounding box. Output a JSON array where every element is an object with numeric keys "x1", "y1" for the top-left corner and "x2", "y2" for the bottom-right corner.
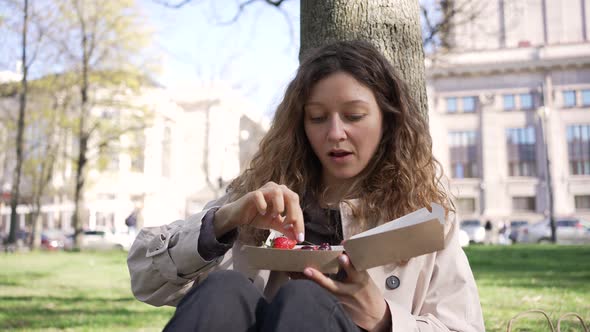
[
  {"x1": 22, "y1": 79, "x2": 72, "y2": 249},
  {"x1": 0, "y1": 0, "x2": 154, "y2": 250},
  {"x1": 0, "y1": 0, "x2": 54, "y2": 247},
  {"x1": 300, "y1": 0, "x2": 428, "y2": 117},
  {"x1": 154, "y1": 0, "x2": 485, "y2": 53},
  {"x1": 152, "y1": 0, "x2": 487, "y2": 117},
  {"x1": 51, "y1": 0, "x2": 154, "y2": 249}
]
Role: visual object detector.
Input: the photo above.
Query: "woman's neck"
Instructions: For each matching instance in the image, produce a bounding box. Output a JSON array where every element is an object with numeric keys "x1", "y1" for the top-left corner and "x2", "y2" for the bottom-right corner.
[{"x1": 320, "y1": 176, "x2": 355, "y2": 207}]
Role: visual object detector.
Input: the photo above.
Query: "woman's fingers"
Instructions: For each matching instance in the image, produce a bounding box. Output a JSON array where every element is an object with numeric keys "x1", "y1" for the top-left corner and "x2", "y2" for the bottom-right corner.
[
  {"x1": 255, "y1": 182, "x2": 303, "y2": 242},
  {"x1": 251, "y1": 190, "x2": 268, "y2": 216},
  {"x1": 337, "y1": 254, "x2": 362, "y2": 283},
  {"x1": 282, "y1": 188, "x2": 305, "y2": 242},
  {"x1": 303, "y1": 255, "x2": 366, "y2": 296},
  {"x1": 303, "y1": 267, "x2": 340, "y2": 294},
  {"x1": 258, "y1": 182, "x2": 284, "y2": 218}
]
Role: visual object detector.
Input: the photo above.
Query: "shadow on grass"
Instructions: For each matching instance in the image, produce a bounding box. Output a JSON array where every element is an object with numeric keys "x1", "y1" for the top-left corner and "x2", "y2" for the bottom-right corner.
[
  {"x1": 0, "y1": 272, "x2": 51, "y2": 287},
  {"x1": 0, "y1": 295, "x2": 173, "y2": 330},
  {"x1": 465, "y1": 245, "x2": 590, "y2": 291}
]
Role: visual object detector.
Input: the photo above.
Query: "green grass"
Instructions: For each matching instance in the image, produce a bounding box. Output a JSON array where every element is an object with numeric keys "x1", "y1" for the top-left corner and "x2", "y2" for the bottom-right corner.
[
  {"x1": 0, "y1": 245, "x2": 588, "y2": 331},
  {"x1": 0, "y1": 251, "x2": 174, "y2": 331},
  {"x1": 466, "y1": 245, "x2": 590, "y2": 332}
]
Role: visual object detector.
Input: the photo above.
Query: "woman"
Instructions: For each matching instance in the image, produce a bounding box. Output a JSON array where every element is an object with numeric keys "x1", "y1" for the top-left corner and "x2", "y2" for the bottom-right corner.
[{"x1": 127, "y1": 40, "x2": 485, "y2": 331}]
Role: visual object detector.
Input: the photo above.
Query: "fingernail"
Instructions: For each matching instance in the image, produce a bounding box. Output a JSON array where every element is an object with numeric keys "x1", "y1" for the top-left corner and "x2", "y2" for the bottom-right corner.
[
  {"x1": 297, "y1": 232, "x2": 305, "y2": 243},
  {"x1": 272, "y1": 213, "x2": 278, "y2": 218},
  {"x1": 338, "y1": 255, "x2": 348, "y2": 264},
  {"x1": 303, "y1": 268, "x2": 313, "y2": 277}
]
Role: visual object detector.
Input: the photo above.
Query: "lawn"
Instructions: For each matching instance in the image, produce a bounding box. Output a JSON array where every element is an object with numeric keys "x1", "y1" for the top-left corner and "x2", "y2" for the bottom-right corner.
[
  {"x1": 0, "y1": 251, "x2": 174, "y2": 331},
  {"x1": 0, "y1": 245, "x2": 588, "y2": 331}
]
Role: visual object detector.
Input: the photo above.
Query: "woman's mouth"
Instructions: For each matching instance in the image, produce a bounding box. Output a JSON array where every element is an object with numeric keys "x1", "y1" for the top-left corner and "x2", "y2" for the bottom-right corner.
[{"x1": 328, "y1": 150, "x2": 353, "y2": 162}]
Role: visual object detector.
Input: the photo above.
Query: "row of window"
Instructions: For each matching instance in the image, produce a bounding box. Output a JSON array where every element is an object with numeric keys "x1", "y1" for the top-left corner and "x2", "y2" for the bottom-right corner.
[
  {"x1": 457, "y1": 196, "x2": 535, "y2": 214},
  {"x1": 445, "y1": 89, "x2": 590, "y2": 113},
  {"x1": 457, "y1": 195, "x2": 590, "y2": 214},
  {"x1": 450, "y1": 124, "x2": 590, "y2": 178},
  {"x1": 97, "y1": 128, "x2": 170, "y2": 178},
  {"x1": 563, "y1": 89, "x2": 590, "y2": 108}
]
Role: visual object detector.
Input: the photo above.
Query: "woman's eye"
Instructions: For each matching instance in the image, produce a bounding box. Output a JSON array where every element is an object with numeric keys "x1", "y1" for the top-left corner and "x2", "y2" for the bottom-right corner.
[
  {"x1": 309, "y1": 116, "x2": 326, "y2": 123},
  {"x1": 346, "y1": 114, "x2": 365, "y2": 121}
]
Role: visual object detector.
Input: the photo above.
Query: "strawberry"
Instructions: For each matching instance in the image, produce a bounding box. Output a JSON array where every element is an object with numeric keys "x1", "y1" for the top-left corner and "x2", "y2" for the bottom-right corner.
[{"x1": 272, "y1": 236, "x2": 297, "y2": 249}]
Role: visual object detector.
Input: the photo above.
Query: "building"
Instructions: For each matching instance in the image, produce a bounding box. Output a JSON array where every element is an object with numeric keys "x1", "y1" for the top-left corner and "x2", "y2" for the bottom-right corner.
[
  {"x1": 427, "y1": 0, "x2": 590, "y2": 227},
  {"x1": 0, "y1": 78, "x2": 267, "y2": 236}
]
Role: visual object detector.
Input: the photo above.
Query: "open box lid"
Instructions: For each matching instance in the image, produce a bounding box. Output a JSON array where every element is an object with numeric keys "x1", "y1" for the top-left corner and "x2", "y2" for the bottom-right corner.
[{"x1": 242, "y1": 202, "x2": 445, "y2": 273}]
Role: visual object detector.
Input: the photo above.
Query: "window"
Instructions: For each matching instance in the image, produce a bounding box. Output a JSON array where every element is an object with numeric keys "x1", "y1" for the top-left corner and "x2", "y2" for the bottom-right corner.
[
  {"x1": 575, "y1": 195, "x2": 590, "y2": 210},
  {"x1": 448, "y1": 131, "x2": 478, "y2": 178},
  {"x1": 162, "y1": 126, "x2": 172, "y2": 177},
  {"x1": 512, "y1": 196, "x2": 536, "y2": 212},
  {"x1": 462, "y1": 96, "x2": 477, "y2": 113},
  {"x1": 567, "y1": 124, "x2": 590, "y2": 175},
  {"x1": 519, "y1": 93, "x2": 533, "y2": 110},
  {"x1": 582, "y1": 90, "x2": 590, "y2": 107},
  {"x1": 503, "y1": 94, "x2": 515, "y2": 111},
  {"x1": 457, "y1": 198, "x2": 476, "y2": 214},
  {"x1": 563, "y1": 90, "x2": 577, "y2": 108},
  {"x1": 130, "y1": 131, "x2": 145, "y2": 173},
  {"x1": 506, "y1": 127, "x2": 536, "y2": 176},
  {"x1": 98, "y1": 143, "x2": 119, "y2": 172},
  {"x1": 446, "y1": 97, "x2": 457, "y2": 113}
]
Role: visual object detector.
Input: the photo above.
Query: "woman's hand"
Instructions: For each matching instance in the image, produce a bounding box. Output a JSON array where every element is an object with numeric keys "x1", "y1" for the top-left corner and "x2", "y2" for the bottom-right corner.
[
  {"x1": 303, "y1": 254, "x2": 391, "y2": 331},
  {"x1": 213, "y1": 181, "x2": 305, "y2": 242}
]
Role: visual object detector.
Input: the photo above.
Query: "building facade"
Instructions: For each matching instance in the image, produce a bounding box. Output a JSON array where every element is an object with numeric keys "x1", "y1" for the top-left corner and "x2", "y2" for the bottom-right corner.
[
  {"x1": 427, "y1": 0, "x2": 590, "y2": 226},
  {"x1": 0, "y1": 80, "x2": 267, "y2": 236}
]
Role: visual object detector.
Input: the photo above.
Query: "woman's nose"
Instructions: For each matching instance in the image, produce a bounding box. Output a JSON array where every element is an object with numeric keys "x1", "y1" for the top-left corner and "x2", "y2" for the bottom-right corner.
[{"x1": 327, "y1": 116, "x2": 346, "y2": 142}]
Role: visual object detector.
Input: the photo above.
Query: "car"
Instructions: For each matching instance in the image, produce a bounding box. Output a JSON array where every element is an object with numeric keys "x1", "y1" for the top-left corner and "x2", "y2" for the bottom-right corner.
[
  {"x1": 460, "y1": 219, "x2": 485, "y2": 244},
  {"x1": 65, "y1": 230, "x2": 133, "y2": 251},
  {"x1": 458, "y1": 229, "x2": 470, "y2": 247},
  {"x1": 516, "y1": 218, "x2": 590, "y2": 244},
  {"x1": 41, "y1": 229, "x2": 67, "y2": 250},
  {"x1": 508, "y1": 220, "x2": 529, "y2": 243}
]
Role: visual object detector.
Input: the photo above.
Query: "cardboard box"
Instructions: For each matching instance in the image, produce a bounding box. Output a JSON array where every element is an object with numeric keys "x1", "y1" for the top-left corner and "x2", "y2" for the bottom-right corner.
[{"x1": 242, "y1": 202, "x2": 445, "y2": 273}]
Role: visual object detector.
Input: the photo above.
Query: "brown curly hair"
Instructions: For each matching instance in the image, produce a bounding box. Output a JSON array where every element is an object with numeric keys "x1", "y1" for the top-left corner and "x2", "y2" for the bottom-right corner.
[{"x1": 228, "y1": 40, "x2": 453, "y2": 244}]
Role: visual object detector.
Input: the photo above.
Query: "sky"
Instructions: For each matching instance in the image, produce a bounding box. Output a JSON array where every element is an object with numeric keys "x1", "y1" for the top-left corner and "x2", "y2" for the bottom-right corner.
[{"x1": 141, "y1": 0, "x2": 301, "y2": 120}]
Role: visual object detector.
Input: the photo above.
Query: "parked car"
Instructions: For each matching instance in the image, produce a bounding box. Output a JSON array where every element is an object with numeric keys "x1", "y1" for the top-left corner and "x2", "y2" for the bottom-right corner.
[
  {"x1": 460, "y1": 219, "x2": 485, "y2": 244},
  {"x1": 458, "y1": 229, "x2": 470, "y2": 247},
  {"x1": 65, "y1": 230, "x2": 132, "y2": 251},
  {"x1": 41, "y1": 229, "x2": 67, "y2": 250},
  {"x1": 508, "y1": 220, "x2": 529, "y2": 243},
  {"x1": 517, "y1": 218, "x2": 590, "y2": 244}
]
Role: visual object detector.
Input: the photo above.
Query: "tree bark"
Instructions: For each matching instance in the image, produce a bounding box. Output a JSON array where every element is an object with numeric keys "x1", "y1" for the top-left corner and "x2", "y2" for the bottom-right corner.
[
  {"x1": 300, "y1": 0, "x2": 428, "y2": 117},
  {"x1": 72, "y1": 1, "x2": 90, "y2": 249},
  {"x1": 8, "y1": 0, "x2": 29, "y2": 246}
]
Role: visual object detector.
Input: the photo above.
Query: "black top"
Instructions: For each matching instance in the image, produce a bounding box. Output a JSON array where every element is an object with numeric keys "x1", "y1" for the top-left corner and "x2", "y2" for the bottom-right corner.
[{"x1": 197, "y1": 195, "x2": 343, "y2": 261}]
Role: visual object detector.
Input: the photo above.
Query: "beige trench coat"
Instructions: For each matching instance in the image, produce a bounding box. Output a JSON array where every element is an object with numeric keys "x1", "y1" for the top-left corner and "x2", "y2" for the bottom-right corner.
[{"x1": 127, "y1": 197, "x2": 485, "y2": 331}]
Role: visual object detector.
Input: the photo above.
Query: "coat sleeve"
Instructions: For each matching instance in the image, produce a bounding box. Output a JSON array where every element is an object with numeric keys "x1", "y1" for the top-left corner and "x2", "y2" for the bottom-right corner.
[
  {"x1": 126, "y1": 195, "x2": 231, "y2": 307},
  {"x1": 386, "y1": 213, "x2": 486, "y2": 332}
]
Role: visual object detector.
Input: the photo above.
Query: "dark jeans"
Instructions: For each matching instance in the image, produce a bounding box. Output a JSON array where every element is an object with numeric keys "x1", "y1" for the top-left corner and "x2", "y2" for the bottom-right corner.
[{"x1": 163, "y1": 270, "x2": 362, "y2": 332}]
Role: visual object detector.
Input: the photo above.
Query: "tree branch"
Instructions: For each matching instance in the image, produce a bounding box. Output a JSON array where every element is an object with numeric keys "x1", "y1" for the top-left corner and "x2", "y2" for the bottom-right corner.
[{"x1": 152, "y1": 0, "x2": 197, "y2": 9}]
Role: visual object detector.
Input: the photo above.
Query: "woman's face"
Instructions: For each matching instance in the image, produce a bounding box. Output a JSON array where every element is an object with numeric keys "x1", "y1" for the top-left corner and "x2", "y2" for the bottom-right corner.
[{"x1": 304, "y1": 71, "x2": 383, "y2": 188}]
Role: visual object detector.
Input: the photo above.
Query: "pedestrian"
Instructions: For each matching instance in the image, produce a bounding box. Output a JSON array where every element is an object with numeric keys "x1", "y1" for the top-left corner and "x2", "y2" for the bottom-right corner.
[
  {"x1": 484, "y1": 219, "x2": 493, "y2": 244},
  {"x1": 127, "y1": 40, "x2": 485, "y2": 331},
  {"x1": 125, "y1": 209, "x2": 138, "y2": 237}
]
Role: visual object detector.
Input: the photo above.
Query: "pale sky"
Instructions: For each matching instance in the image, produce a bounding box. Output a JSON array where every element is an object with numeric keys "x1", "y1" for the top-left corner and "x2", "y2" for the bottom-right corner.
[{"x1": 142, "y1": 0, "x2": 301, "y2": 119}]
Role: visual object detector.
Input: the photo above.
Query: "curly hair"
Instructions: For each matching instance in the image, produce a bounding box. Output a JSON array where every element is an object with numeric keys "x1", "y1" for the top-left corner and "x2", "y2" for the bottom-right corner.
[{"x1": 228, "y1": 40, "x2": 453, "y2": 244}]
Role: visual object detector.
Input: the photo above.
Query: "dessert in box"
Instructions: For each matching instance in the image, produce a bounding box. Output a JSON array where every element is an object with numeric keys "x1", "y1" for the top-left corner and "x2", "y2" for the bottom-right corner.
[{"x1": 242, "y1": 202, "x2": 445, "y2": 273}]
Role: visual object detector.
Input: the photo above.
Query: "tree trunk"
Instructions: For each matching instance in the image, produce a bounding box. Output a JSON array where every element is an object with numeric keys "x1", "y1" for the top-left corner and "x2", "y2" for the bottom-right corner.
[
  {"x1": 30, "y1": 209, "x2": 42, "y2": 250},
  {"x1": 300, "y1": 0, "x2": 428, "y2": 117},
  {"x1": 72, "y1": 12, "x2": 90, "y2": 249},
  {"x1": 72, "y1": 124, "x2": 88, "y2": 248},
  {"x1": 8, "y1": 0, "x2": 29, "y2": 246}
]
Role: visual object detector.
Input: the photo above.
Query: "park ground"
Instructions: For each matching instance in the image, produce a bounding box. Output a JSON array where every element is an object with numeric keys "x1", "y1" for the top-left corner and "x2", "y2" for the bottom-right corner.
[{"x1": 1, "y1": 245, "x2": 589, "y2": 331}]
